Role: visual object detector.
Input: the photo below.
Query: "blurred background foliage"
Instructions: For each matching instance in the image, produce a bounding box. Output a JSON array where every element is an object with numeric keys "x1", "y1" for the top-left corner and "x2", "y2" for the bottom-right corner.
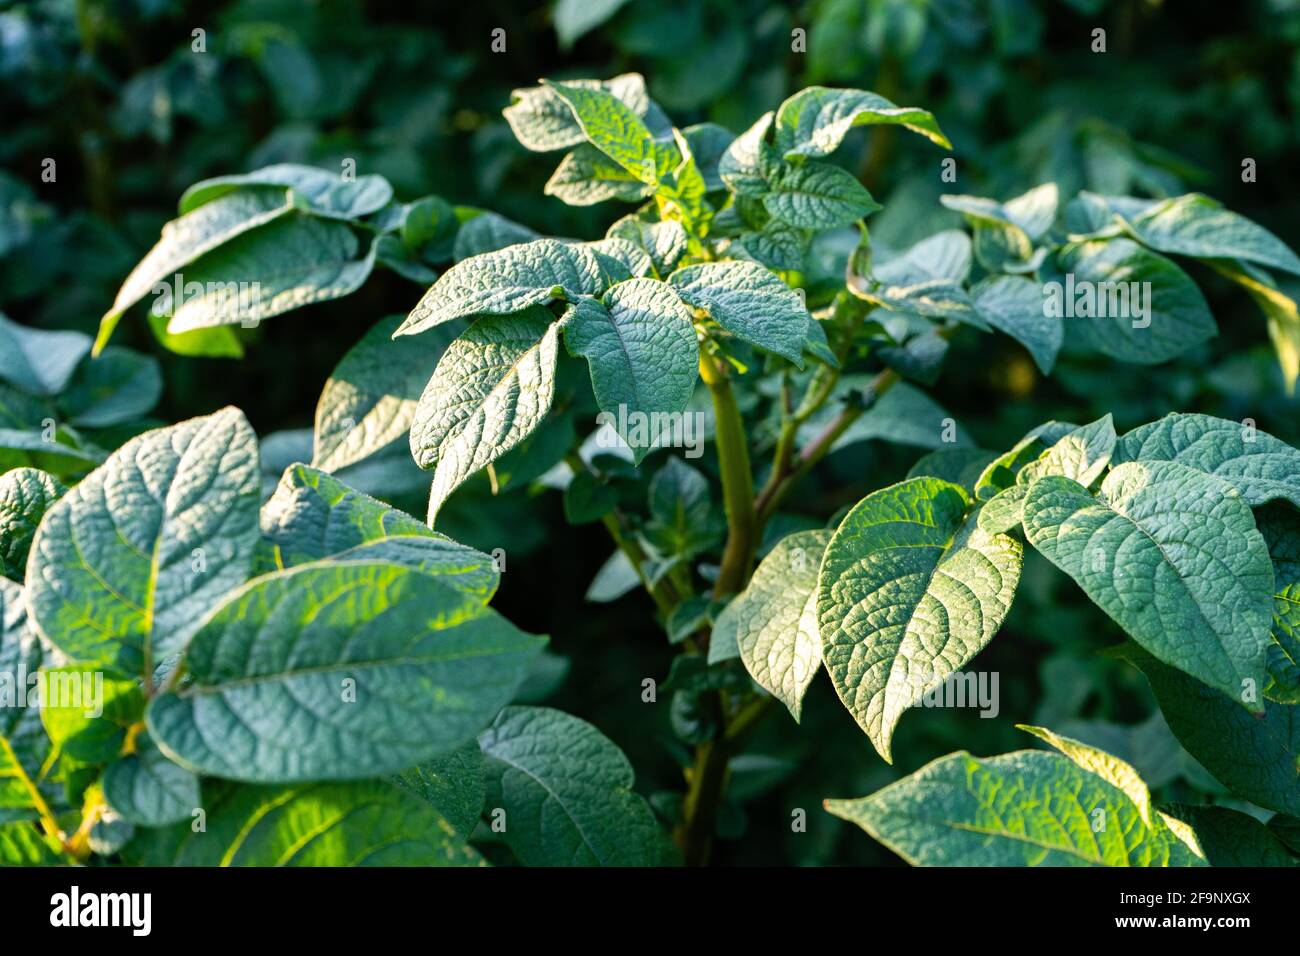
[{"x1": 3, "y1": 0, "x2": 1300, "y2": 864}]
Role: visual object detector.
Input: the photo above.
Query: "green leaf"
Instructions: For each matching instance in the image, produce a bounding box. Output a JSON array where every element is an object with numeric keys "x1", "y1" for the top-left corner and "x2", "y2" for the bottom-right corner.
[
  {"x1": 1162, "y1": 804, "x2": 1297, "y2": 866},
  {"x1": 391, "y1": 743, "x2": 486, "y2": 840},
  {"x1": 452, "y1": 211, "x2": 540, "y2": 261},
  {"x1": 563, "y1": 280, "x2": 699, "y2": 464},
  {"x1": 1113, "y1": 412, "x2": 1300, "y2": 508},
  {"x1": 313, "y1": 314, "x2": 452, "y2": 472},
  {"x1": 147, "y1": 561, "x2": 545, "y2": 782},
  {"x1": 0, "y1": 312, "x2": 91, "y2": 397},
  {"x1": 179, "y1": 164, "x2": 393, "y2": 219},
  {"x1": 873, "y1": 229, "x2": 973, "y2": 284},
  {"x1": 1113, "y1": 643, "x2": 1300, "y2": 816},
  {"x1": 1048, "y1": 239, "x2": 1216, "y2": 364},
  {"x1": 261, "y1": 464, "x2": 500, "y2": 602},
  {"x1": 1211, "y1": 261, "x2": 1300, "y2": 392},
  {"x1": 39, "y1": 665, "x2": 144, "y2": 763},
  {"x1": 1111, "y1": 192, "x2": 1300, "y2": 278},
  {"x1": 554, "y1": 0, "x2": 632, "y2": 47},
  {"x1": 543, "y1": 80, "x2": 669, "y2": 185},
  {"x1": 906, "y1": 447, "x2": 997, "y2": 492},
  {"x1": 644, "y1": 457, "x2": 724, "y2": 559},
  {"x1": 504, "y1": 74, "x2": 669, "y2": 153},
  {"x1": 409, "y1": 311, "x2": 560, "y2": 523},
  {"x1": 852, "y1": 231, "x2": 983, "y2": 327},
  {"x1": 585, "y1": 237, "x2": 654, "y2": 278},
  {"x1": 974, "y1": 420, "x2": 1079, "y2": 500},
  {"x1": 1, "y1": 579, "x2": 47, "y2": 810},
  {"x1": 146, "y1": 313, "x2": 244, "y2": 359},
  {"x1": 0, "y1": 820, "x2": 59, "y2": 864},
  {"x1": 97, "y1": 190, "x2": 293, "y2": 347},
  {"x1": 606, "y1": 216, "x2": 688, "y2": 277},
  {"x1": 1021, "y1": 414, "x2": 1116, "y2": 488},
  {"x1": 126, "y1": 780, "x2": 484, "y2": 866},
  {"x1": 27, "y1": 408, "x2": 261, "y2": 678},
  {"x1": 942, "y1": 184, "x2": 1059, "y2": 273},
  {"x1": 972, "y1": 275, "x2": 1062, "y2": 374},
  {"x1": 0, "y1": 428, "x2": 102, "y2": 476},
  {"x1": 682, "y1": 123, "x2": 735, "y2": 192},
  {"x1": 720, "y1": 530, "x2": 831, "y2": 721},
  {"x1": 774, "y1": 87, "x2": 951, "y2": 161},
  {"x1": 1256, "y1": 503, "x2": 1300, "y2": 704},
  {"x1": 818, "y1": 478, "x2": 1023, "y2": 760},
  {"x1": 102, "y1": 732, "x2": 200, "y2": 827},
  {"x1": 59, "y1": 347, "x2": 162, "y2": 428},
  {"x1": 719, "y1": 112, "x2": 778, "y2": 196},
  {"x1": 669, "y1": 260, "x2": 809, "y2": 365},
  {"x1": 160, "y1": 214, "x2": 375, "y2": 334},
  {"x1": 977, "y1": 484, "x2": 1029, "y2": 535},
  {"x1": 563, "y1": 471, "x2": 618, "y2": 525},
  {"x1": 545, "y1": 144, "x2": 654, "y2": 206},
  {"x1": 1022, "y1": 462, "x2": 1273, "y2": 703},
  {"x1": 397, "y1": 239, "x2": 602, "y2": 336},
  {"x1": 478, "y1": 706, "x2": 662, "y2": 866},
  {"x1": 0, "y1": 468, "x2": 65, "y2": 581},
  {"x1": 826, "y1": 745, "x2": 1205, "y2": 866},
  {"x1": 763, "y1": 161, "x2": 880, "y2": 229}
]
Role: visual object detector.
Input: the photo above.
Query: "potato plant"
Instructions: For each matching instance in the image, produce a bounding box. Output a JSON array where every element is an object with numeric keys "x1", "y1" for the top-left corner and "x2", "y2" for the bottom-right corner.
[{"x1": 3, "y1": 72, "x2": 1300, "y2": 869}]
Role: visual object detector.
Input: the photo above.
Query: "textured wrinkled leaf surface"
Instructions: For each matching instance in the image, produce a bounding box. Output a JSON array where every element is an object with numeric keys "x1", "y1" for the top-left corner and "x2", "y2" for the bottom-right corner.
[
  {"x1": 126, "y1": 780, "x2": 483, "y2": 866},
  {"x1": 147, "y1": 562, "x2": 544, "y2": 782},
  {"x1": 0, "y1": 468, "x2": 65, "y2": 581},
  {"x1": 562, "y1": 281, "x2": 698, "y2": 464},
  {"x1": 818, "y1": 478, "x2": 1022, "y2": 760},
  {"x1": 102, "y1": 732, "x2": 201, "y2": 827},
  {"x1": 722, "y1": 530, "x2": 831, "y2": 720},
  {"x1": 409, "y1": 311, "x2": 560, "y2": 522},
  {"x1": 1023, "y1": 463, "x2": 1272, "y2": 701},
  {"x1": 1114, "y1": 412, "x2": 1300, "y2": 508},
  {"x1": 398, "y1": 239, "x2": 601, "y2": 336},
  {"x1": 479, "y1": 706, "x2": 662, "y2": 866},
  {"x1": 261, "y1": 464, "x2": 500, "y2": 601},
  {"x1": 669, "y1": 260, "x2": 809, "y2": 365},
  {"x1": 27, "y1": 408, "x2": 261, "y2": 677},
  {"x1": 826, "y1": 747, "x2": 1205, "y2": 866}
]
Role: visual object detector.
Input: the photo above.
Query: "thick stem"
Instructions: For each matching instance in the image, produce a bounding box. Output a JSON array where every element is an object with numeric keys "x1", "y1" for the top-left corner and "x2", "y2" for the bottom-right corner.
[{"x1": 700, "y1": 354, "x2": 756, "y2": 599}]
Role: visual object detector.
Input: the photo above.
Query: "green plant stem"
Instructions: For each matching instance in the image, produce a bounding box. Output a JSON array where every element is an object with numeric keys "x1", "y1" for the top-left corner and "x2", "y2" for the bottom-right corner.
[
  {"x1": 674, "y1": 353, "x2": 762, "y2": 866},
  {"x1": 756, "y1": 367, "x2": 901, "y2": 525},
  {"x1": 700, "y1": 354, "x2": 756, "y2": 600}
]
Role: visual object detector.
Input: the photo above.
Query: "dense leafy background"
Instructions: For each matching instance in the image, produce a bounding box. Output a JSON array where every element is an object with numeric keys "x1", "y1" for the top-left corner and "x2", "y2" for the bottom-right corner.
[{"x1": 5, "y1": 0, "x2": 1300, "y2": 864}]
